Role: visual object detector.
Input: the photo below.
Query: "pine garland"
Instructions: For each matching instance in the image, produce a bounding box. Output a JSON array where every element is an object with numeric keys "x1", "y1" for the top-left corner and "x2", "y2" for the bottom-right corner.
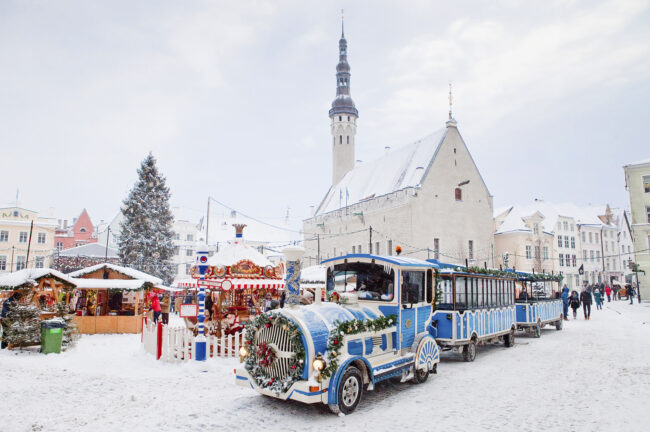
[
  {"x1": 243, "y1": 313, "x2": 305, "y2": 394},
  {"x1": 319, "y1": 314, "x2": 397, "y2": 380},
  {"x1": 454, "y1": 266, "x2": 563, "y2": 283}
]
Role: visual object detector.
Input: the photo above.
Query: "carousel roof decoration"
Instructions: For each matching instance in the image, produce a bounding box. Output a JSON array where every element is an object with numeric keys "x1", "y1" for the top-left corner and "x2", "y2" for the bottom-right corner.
[{"x1": 181, "y1": 224, "x2": 285, "y2": 291}]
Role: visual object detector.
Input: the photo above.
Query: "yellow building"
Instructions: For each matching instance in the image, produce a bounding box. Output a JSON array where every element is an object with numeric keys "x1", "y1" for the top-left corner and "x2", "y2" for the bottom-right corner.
[
  {"x1": 623, "y1": 159, "x2": 650, "y2": 301},
  {"x1": 0, "y1": 206, "x2": 56, "y2": 273}
]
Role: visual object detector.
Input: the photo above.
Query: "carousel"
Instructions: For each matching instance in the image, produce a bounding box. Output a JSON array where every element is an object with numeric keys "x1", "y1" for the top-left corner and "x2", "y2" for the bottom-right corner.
[{"x1": 178, "y1": 224, "x2": 285, "y2": 337}]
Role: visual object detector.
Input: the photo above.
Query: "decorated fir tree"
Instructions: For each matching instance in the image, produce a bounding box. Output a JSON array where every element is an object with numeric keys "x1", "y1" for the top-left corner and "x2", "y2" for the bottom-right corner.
[
  {"x1": 119, "y1": 153, "x2": 175, "y2": 284},
  {"x1": 55, "y1": 301, "x2": 79, "y2": 350},
  {"x1": 4, "y1": 303, "x2": 41, "y2": 349}
]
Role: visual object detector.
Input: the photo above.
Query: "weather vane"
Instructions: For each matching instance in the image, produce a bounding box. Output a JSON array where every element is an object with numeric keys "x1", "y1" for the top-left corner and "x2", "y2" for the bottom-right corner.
[{"x1": 448, "y1": 82, "x2": 453, "y2": 120}]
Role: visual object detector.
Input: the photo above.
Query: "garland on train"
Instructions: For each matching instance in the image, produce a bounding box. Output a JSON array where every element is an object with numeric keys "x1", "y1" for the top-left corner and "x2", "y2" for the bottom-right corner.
[
  {"x1": 458, "y1": 266, "x2": 563, "y2": 282},
  {"x1": 242, "y1": 313, "x2": 305, "y2": 394},
  {"x1": 318, "y1": 314, "x2": 397, "y2": 380}
]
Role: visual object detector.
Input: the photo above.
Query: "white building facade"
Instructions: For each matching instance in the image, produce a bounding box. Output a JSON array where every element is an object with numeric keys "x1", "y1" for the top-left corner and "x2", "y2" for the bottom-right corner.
[{"x1": 623, "y1": 159, "x2": 650, "y2": 301}]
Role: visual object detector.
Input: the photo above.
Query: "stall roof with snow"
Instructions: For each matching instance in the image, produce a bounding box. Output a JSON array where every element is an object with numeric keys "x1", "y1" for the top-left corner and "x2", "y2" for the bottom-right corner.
[
  {"x1": 0, "y1": 268, "x2": 76, "y2": 290},
  {"x1": 68, "y1": 263, "x2": 163, "y2": 285}
]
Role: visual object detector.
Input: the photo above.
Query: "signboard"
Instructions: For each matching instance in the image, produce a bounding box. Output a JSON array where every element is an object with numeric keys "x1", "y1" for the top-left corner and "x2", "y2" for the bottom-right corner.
[{"x1": 179, "y1": 304, "x2": 198, "y2": 318}]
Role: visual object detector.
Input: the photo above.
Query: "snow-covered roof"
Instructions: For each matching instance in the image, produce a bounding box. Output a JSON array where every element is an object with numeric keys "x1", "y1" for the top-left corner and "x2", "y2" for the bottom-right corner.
[
  {"x1": 300, "y1": 265, "x2": 326, "y2": 283},
  {"x1": 57, "y1": 243, "x2": 119, "y2": 259},
  {"x1": 495, "y1": 201, "x2": 616, "y2": 235},
  {"x1": 316, "y1": 129, "x2": 447, "y2": 215},
  {"x1": 0, "y1": 268, "x2": 75, "y2": 290},
  {"x1": 624, "y1": 158, "x2": 650, "y2": 167},
  {"x1": 67, "y1": 263, "x2": 162, "y2": 285},
  {"x1": 69, "y1": 278, "x2": 148, "y2": 291},
  {"x1": 207, "y1": 240, "x2": 273, "y2": 267}
]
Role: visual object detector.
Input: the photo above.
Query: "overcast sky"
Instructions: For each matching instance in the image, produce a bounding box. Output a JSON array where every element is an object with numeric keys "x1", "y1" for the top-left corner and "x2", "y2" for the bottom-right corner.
[{"x1": 1, "y1": 0, "x2": 648, "y2": 230}]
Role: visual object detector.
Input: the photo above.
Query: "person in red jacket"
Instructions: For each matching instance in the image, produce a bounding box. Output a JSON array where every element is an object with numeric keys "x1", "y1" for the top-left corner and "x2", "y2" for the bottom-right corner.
[
  {"x1": 148, "y1": 292, "x2": 162, "y2": 323},
  {"x1": 605, "y1": 285, "x2": 612, "y2": 302}
]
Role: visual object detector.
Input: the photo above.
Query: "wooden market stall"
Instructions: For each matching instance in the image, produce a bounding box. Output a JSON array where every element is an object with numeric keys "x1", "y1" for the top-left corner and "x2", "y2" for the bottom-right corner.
[
  {"x1": 0, "y1": 268, "x2": 76, "y2": 319},
  {"x1": 67, "y1": 263, "x2": 164, "y2": 334}
]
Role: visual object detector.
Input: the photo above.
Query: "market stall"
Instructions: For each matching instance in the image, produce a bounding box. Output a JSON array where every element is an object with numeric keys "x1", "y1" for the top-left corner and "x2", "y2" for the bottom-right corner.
[
  {"x1": 0, "y1": 268, "x2": 76, "y2": 319},
  {"x1": 179, "y1": 224, "x2": 285, "y2": 336},
  {"x1": 67, "y1": 263, "x2": 165, "y2": 334}
]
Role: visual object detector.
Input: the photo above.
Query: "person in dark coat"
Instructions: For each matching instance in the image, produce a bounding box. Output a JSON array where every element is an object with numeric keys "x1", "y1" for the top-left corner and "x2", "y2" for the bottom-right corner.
[
  {"x1": 279, "y1": 290, "x2": 286, "y2": 308},
  {"x1": 561, "y1": 285, "x2": 570, "y2": 321},
  {"x1": 569, "y1": 290, "x2": 581, "y2": 319},
  {"x1": 580, "y1": 288, "x2": 593, "y2": 320},
  {"x1": 205, "y1": 292, "x2": 214, "y2": 321},
  {"x1": 1, "y1": 292, "x2": 22, "y2": 349}
]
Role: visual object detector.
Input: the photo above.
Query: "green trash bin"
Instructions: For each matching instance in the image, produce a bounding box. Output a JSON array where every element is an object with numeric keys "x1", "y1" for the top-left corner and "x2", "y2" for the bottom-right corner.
[{"x1": 41, "y1": 319, "x2": 65, "y2": 354}]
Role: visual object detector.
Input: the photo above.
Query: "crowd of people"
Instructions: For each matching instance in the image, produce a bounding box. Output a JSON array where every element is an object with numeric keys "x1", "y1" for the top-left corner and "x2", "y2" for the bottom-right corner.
[{"x1": 560, "y1": 282, "x2": 638, "y2": 320}]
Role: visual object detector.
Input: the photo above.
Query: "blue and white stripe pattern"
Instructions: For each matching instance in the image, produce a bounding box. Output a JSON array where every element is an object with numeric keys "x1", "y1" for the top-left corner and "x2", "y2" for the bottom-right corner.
[
  {"x1": 516, "y1": 299, "x2": 563, "y2": 326},
  {"x1": 432, "y1": 305, "x2": 516, "y2": 343}
]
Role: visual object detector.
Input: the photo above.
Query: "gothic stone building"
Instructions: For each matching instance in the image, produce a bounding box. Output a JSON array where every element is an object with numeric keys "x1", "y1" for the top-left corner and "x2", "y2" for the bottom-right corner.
[{"x1": 302, "y1": 26, "x2": 495, "y2": 266}]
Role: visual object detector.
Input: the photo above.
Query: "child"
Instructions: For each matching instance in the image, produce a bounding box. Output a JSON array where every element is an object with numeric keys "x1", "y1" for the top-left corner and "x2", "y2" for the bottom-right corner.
[{"x1": 594, "y1": 289, "x2": 603, "y2": 310}]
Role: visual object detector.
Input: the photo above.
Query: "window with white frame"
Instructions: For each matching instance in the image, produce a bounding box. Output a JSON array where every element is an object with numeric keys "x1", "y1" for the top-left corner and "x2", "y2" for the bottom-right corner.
[
  {"x1": 621, "y1": 245, "x2": 625, "y2": 254},
  {"x1": 575, "y1": 275, "x2": 579, "y2": 286},
  {"x1": 571, "y1": 224, "x2": 574, "y2": 232},
  {"x1": 563, "y1": 221, "x2": 568, "y2": 230},
  {"x1": 558, "y1": 236, "x2": 562, "y2": 247},
  {"x1": 559, "y1": 254, "x2": 564, "y2": 266},
  {"x1": 572, "y1": 255, "x2": 577, "y2": 267},
  {"x1": 185, "y1": 264, "x2": 191, "y2": 274},
  {"x1": 643, "y1": 175, "x2": 650, "y2": 193},
  {"x1": 582, "y1": 232, "x2": 586, "y2": 242},
  {"x1": 606, "y1": 259, "x2": 610, "y2": 270},
  {"x1": 571, "y1": 237, "x2": 575, "y2": 248},
  {"x1": 0, "y1": 231, "x2": 8, "y2": 242},
  {"x1": 358, "y1": 245, "x2": 362, "y2": 253},
  {"x1": 595, "y1": 235, "x2": 599, "y2": 244},
  {"x1": 433, "y1": 238, "x2": 439, "y2": 260},
  {"x1": 590, "y1": 250, "x2": 594, "y2": 262},
  {"x1": 35, "y1": 257, "x2": 44, "y2": 268},
  {"x1": 37, "y1": 233, "x2": 46, "y2": 244},
  {"x1": 543, "y1": 246, "x2": 549, "y2": 260},
  {"x1": 647, "y1": 206, "x2": 650, "y2": 223},
  {"x1": 526, "y1": 245, "x2": 532, "y2": 259},
  {"x1": 186, "y1": 234, "x2": 194, "y2": 241},
  {"x1": 605, "y1": 241, "x2": 608, "y2": 252},
  {"x1": 588, "y1": 232, "x2": 593, "y2": 243},
  {"x1": 186, "y1": 249, "x2": 193, "y2": 257},
  {"x1": 565, "y1": 237, "x2": 570, "y2": 248},
  {"x1": 352, "y1": 245, "x2": 356, "y2": 254},
  {"x1": 535, "y1": 246, "x2": 540, "y2": 259},
  {"x1": 16, "y1": 256, "x2": 26, "y2": 271},
  {"x1": 19, "y1": 232, "x2": 28, "y2": 243},
  {"x1": 0, "y1": 256, "x2": 6, "y2": 271},
  {"x1": 56, "y1": 242, "x2": 63, "y2": 252},
  {"x1": 468, "y1": 240, "x2": 474, "y2": 260},
  {"x1": 583, "y1": 250, "x2": 588, "y2": 260},
  {"x1": 375, "y1": 242, "x2": 380, "y2": 255},
  {"x1": 533, "y1": 223, "x2": 539, "y2": 235},
  {"x1": 596, "y1": 250, "x2": 600, "y2": 260}
]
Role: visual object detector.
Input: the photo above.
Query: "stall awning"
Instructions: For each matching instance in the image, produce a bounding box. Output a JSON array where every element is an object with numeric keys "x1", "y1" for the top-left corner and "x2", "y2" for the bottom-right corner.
[{"x1": 177, "y1": 279, "x2": 285, "y2": 291}]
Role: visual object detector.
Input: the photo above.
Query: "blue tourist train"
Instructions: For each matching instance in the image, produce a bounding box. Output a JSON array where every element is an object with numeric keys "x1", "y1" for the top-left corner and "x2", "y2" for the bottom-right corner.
[
  {"x1": 427, "y1": 264, "x2": 517, "y2": 361},
  {"x1": 514, "y1": 273, "x2": 564, "y2": 337},
  {"x1": 235, "y1": 254, "x2": 441, "y2": 414}
]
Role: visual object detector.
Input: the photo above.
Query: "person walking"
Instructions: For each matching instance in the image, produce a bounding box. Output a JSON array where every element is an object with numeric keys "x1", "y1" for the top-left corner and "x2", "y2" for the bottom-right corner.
[
  {"x1": 569, "y1": 290, "x2": 581, "y2": 319},
  {"x1": 161, "y1": 293, "x2": 171, "y2": 325},
  {"x1": 580, "y1": 287, "x2": 593, "y2": 320},
  {"x1": 605, "y1": 285, "x2": 612, "y2": 302},
  {"x1": 629, "y1": 285, "x2": 636, "y2": 304},
  {"x1": 561, "y1": 284, "x2": 570, "y2": 321},
  {"x1": 594, "y1": 288, "x2": 603, "y2": 310}
]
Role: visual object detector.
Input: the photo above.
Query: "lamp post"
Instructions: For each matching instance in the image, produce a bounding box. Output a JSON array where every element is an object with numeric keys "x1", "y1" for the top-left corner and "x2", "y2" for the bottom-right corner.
[{"x1": 194, "y1": 251, "x2": 209, "y2": 361}]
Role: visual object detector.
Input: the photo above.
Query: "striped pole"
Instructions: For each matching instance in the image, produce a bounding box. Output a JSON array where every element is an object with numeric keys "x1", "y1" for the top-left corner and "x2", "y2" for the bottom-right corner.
[
  {"x1": 195, "y1": 251, "x2": 209, "y2": 362},
  {"x1": 282, "y1": 246, "x2": 305, "y2": 307}
]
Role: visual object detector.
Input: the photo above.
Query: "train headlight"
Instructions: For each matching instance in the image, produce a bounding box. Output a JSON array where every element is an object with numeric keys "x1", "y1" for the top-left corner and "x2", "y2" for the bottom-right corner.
[
  {"x1": 312, "y1": 356, "x2": 326, "y2": 371},
  {"x1": 239, "y1": 346, "x2": 249, "y2": 358}
]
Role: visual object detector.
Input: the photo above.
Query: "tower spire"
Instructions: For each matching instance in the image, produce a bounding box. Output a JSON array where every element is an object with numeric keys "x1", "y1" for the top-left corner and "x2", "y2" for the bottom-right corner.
[
  {"x1": 341, "y1": 9, "x2": 344, "y2": 37},
  {"x1": 448, "y1": 82, "x2": 453, "y2": 120}
]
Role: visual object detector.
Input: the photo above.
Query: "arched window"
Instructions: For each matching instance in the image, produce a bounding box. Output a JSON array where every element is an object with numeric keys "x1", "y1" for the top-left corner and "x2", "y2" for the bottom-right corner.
[
  {"x1": 455, "y1": 188, "x2": 462, "y2": 201},
  {"x1": 80, "y1": 228, "x2": 86, "y2": 233},
  {"x1": 340, "y1": 135, "x2": 342, "y2": 144}
]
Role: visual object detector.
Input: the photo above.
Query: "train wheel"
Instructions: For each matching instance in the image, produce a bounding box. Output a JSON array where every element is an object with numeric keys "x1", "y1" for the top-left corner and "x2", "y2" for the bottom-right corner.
[
  {"x1": 504, "y1": 329, "x2": 515, "y2": 347},
  {"x1": 411, "y1": 366, "x2": 429, "y2": 384},
  {"x1": 462, "y1": 340, "x2": 477, "y2": 362},
  {"x1": 533, "y1": 322, "x2": 542, "y2": 338},
  {"x1": 555, "y1": 317, "x2": 563, "y2": 331},
  {"x1": 331, "y1": 366, "x2": 364, "y2": 415}
]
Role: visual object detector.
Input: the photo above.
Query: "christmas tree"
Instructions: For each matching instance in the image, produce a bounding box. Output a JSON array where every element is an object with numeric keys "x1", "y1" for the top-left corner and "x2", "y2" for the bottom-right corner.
[
  {"x1": 119, "y1": 153, "x2": 175, "y2": 284},
  {"x1": 55, "y1": 301, "x2": 79, "y2": 350},
  {"x1": 4, "y1": 303, "x2": 41, "y2": 349}
]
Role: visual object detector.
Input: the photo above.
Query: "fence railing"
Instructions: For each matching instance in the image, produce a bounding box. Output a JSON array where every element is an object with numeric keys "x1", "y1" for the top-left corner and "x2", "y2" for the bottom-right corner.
[{"x1": 142, "y1": 317, "x2": 244, "y2": 362}]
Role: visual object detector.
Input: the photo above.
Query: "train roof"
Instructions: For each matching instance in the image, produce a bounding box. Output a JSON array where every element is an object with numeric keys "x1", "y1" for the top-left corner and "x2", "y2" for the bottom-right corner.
[{"x1": 322, "y1": 254, "x2": 440, "y2": 268}]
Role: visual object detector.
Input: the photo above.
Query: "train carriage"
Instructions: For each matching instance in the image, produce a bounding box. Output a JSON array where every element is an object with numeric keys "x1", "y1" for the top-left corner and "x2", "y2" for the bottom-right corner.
[
  {"x1": 515, "y1": 275, "x2": 564, "y2": 337},
  {"x1": 429, "y1": 268, "x2": 517, "y2": 361},
  {"x1": 234, "y1": 254, "x2": 441, "y2": 414}
]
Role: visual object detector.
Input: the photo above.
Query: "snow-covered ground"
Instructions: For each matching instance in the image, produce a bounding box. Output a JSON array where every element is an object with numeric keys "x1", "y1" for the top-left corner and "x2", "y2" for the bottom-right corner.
[{"x1": 2, "y1": 301, "x2": 649, "y2": 432}]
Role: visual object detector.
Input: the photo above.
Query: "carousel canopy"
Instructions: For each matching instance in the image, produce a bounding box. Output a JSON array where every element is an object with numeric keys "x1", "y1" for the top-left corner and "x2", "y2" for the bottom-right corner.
[
  {"x1": 207, "y1": 240, "x2": 273, "y2": 268},
  {"x1": 177, "y1": 278, "x2": 284, "y2": 291},
  {"x1": 0, "y1": 268, "x2": 76, "y2": 290},
  {"x1": 68, "y1": 263, "x2": 163, "y2": 285}
]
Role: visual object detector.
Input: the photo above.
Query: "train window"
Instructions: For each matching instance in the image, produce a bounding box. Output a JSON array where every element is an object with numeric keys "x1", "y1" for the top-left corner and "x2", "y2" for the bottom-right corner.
[
  {"x1": 328, "y1": 262, "x2": 395, "y2": 301},
  {"x1": 490, "y1": 280, "x2": 496, "y2": 307},
  {"x1": 466, "y1": 278, "x2": 474, "y2": 308},
  {"x1": 402, "y1": 271, "x2": 425, "y2": 304},
  {"x1": 426, "y1": 270, "x2": 433, "y2": 304},
  {"x1": 455, "y1": 277, "x2": 467, "y2": 309},
  {"x1": 477, "y1": 279, "x2": 484, "y2": 307},
  {"x1": 440, "y1": 278, "x2": 453, "y2": 306}
]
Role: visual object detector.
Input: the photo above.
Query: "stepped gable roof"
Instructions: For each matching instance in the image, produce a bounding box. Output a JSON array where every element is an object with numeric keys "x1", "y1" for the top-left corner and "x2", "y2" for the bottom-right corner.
[
  {"x1": 68, "y1": 263, "x2": 162, "y2": 285},
  {"x1": 57, "y1": 242, "x2": 119, "y2": 259},
  {"x1": 207, "y1": 239, "x2": 273, "y2": 268},
  {"x1": 316, "y1": 128, "x2": 447, "y2": 215},
  {"x1": 0, "y1": 268, "x2": 75, "y2": 290}
]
